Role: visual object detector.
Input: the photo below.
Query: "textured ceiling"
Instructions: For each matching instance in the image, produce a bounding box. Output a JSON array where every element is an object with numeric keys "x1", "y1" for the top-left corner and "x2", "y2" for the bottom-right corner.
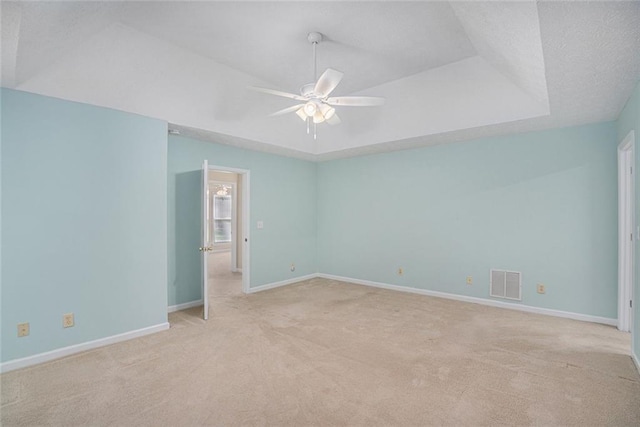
[
  {"x1": 121, "y1": 1, "x2": 477, "y2": 95},
  {"x1": 2, "y1": 1, "x2": 639, "y2": 160}
]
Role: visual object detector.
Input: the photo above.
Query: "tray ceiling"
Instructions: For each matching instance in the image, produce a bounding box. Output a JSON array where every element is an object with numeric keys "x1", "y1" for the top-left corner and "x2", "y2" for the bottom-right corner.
[{"x1": 2, "y1": 1, "x2": 639, "y2": 160}]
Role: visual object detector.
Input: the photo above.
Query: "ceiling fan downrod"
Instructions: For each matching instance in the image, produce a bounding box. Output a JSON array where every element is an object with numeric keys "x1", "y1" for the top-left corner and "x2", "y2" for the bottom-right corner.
[
  {"x1": 308, "y1": 31, "x2": 322, "y2": 82},
  {"x1": 308, "y1": 32, "x2": 323, "y2": 140}
]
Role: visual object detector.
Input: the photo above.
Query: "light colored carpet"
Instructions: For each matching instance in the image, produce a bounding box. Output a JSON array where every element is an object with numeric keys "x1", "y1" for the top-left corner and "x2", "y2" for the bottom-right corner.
[{"x1": 2, "y1": 278, "x2": 639, "y2": 426}]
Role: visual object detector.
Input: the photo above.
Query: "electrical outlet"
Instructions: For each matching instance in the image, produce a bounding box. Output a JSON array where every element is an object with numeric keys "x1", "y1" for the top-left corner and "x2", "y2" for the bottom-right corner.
[
  {"x1": 537, "y1": 284, "x2": 546, "y2": 294},
  {"x1": 398, "y1": 267, "x2": 404, "y2": 276},
  {"x1": 466, "y1": 276, "x2": 473, "y2": 285},
  {"x1": 63, "y1": 313, "x2": 74, "y2": 328},
  {"x1": 290, "y1": 263, "x2": 295, "y2": 272},
  {"x1": 17, "y1": 322, "x2": 29, "y2": 337}
]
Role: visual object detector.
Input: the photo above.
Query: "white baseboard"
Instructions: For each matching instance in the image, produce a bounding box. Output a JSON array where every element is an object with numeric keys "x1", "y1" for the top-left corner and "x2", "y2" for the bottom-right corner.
[
  {"x1": 318, "y1": 273, "x2": 617, "y2": 326},
  {"x1": 247, "y1": 273, "x2": 319, "y2": 294},
  {"x1": 633, "y1": 350, "x2": 640, "y2": 374},
  {"x1": 232, "y1": 268, "x2": 243, "y2": 273},
  {"x1": 0, "y1": 322, "x2": 170, "y2": 373},
  {"x1": 168, "y1": 299, "x2": 203, "y2": 313}
]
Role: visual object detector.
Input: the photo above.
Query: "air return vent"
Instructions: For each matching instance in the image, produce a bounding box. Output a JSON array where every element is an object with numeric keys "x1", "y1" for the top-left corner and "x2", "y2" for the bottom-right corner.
[{"x1": 490, "y1": 269, "x2": 522, "y2": 301}]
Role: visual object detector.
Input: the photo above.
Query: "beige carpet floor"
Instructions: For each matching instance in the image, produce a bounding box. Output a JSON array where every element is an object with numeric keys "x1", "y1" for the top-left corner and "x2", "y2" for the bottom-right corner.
[{"x1": 2, "y1": 277, "x2": 639, "y2": 426}]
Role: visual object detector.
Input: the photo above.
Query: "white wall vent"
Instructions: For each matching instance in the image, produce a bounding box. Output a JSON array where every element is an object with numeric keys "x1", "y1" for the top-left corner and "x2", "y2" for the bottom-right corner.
[{"x1": 490, "y1": 269, "x2": 522, "y2": 301}]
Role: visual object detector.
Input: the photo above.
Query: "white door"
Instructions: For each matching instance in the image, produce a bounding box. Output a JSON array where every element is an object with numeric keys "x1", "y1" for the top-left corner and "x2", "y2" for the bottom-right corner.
[{"x1": 200, "y1": 160, "x2": 211, "y2": 320}]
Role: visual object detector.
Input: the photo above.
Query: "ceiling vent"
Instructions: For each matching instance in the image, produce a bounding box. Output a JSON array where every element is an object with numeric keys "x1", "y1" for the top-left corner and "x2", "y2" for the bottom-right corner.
[{"x1": 490, "y1": 269, "x2": 522, "y2": 301}]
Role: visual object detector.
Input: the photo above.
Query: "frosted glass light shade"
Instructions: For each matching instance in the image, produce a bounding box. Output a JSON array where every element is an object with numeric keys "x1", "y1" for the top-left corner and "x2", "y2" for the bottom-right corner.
[
  {"x1": 295, "y1": 108, "x2": 307, "y2": 121},
  {"x1": 320, "y1": 103, "x2": 335, "y2": 120}
]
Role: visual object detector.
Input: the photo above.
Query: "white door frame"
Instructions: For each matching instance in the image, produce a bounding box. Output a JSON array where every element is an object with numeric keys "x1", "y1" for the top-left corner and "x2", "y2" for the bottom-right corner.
[
  {"x1": 618, "y1": 130, "x2": 635, "y2": 332},
  {"x1": 230, "y1": 183, "x2": 238, "y2": 272},
  {"x1": 208, "y1": 164, "x2": 250, "y2": 294}
]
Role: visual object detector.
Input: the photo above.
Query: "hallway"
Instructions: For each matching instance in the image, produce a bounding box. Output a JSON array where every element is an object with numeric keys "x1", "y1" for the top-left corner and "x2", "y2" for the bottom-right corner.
[{"x1": 208, "y1": 251, "x2": 243, "y2": 297}]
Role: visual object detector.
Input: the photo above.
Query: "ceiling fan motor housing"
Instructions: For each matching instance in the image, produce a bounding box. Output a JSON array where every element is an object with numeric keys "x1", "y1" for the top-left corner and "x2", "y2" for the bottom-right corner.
[{"x1": 300, "y1": 83, "x2": 317, "y2": 98}]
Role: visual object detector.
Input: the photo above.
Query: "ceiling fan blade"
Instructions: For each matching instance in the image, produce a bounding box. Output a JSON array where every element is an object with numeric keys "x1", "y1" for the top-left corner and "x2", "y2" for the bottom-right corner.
[
  {"x1": 269, "y1": 104, "x2": 305, "y2": 117},
  {"x1": 314, "y1": 68, "x2": 344, "y2": 97},
  {"x1": 325, "y1": 96, "x2": 385, "y2": 106},
  {"x1": 326, "y1": 113, "x2": 341, "y2": 125},
  {"x1": 248, "y1": 86, "x2": 306, "y2": 101}
]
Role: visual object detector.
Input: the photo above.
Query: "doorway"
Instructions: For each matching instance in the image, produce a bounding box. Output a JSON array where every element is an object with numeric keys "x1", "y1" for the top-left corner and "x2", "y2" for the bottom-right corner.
[
  {"x1": 618, "y1": 130, "x2": 635, "y2": 332},
  {"x1": 209, "y1": 173, "x2": 242, "y2": 297},
  {"x1": 201, "y1": 163, "x2": 250, "y2": 320}
]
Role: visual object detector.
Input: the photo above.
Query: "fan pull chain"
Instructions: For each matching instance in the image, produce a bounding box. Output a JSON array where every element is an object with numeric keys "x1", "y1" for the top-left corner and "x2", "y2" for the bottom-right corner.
[
  {"x1": 306, "y1": 117, "x2": 310, "y2": 134},
  {"x1": 314, "y1": 123, "x2": 317, "y2": 140}
]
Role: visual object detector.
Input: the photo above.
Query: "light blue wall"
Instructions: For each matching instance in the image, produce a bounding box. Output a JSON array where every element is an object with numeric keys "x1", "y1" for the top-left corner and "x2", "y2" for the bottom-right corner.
[
  {"x1": 1, "y1": 89, "x2": 168, "y2": 363},
  {"x1": 318, "y1": 122, "x2": 618, "y2": 318},
  {"x1": 1, "y1": 85, "x2": 631, "y2": 365},
  {"x1": 617, "y1": 80, "x2": 640, "y2": 362},
  {"x1": 167, "y1": 135, "x2": 317, "y2": 306}
]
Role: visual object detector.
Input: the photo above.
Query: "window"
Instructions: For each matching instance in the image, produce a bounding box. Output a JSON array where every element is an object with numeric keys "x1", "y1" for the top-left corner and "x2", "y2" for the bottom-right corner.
[{"x1": 213, "y1": 194, "x2": 232, "y2": 243}]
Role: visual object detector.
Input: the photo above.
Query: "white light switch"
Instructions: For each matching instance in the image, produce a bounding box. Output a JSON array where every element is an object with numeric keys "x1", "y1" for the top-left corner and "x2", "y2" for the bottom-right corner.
[{"x1": 257, "y1": 221, "x2": 264, "y2": 229}]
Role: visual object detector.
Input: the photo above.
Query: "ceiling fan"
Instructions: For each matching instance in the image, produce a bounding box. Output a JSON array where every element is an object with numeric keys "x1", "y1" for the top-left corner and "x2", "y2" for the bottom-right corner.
[{"x1": 249, "y1": 32, "x2": 385, "y2": 139}]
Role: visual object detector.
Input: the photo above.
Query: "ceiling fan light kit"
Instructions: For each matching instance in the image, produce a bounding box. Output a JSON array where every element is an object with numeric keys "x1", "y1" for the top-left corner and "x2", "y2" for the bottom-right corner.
[{"x1": 249, "y1": 32, "x2": 385, "y2": 140}]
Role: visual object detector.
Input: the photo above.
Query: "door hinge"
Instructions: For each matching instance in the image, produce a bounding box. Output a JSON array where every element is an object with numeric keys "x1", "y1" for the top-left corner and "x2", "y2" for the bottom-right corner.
[
  {"x1": 631, "y1": 300, "x2": 633, "y2": 308},
  {"x1": 631, "y1": 233, "x2": 634, "y2": 241}
]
